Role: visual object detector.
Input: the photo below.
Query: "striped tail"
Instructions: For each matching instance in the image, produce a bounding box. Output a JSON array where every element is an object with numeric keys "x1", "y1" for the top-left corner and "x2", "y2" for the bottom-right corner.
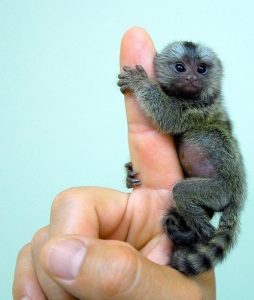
[{"x1": 170, "y1": 204, "x2": 240, "y2": 276}]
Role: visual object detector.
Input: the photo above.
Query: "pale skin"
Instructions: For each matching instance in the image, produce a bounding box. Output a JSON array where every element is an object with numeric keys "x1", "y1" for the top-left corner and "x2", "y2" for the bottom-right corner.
[{"x1": 13, "y1": 27, "x2": 216, "y2": 300}]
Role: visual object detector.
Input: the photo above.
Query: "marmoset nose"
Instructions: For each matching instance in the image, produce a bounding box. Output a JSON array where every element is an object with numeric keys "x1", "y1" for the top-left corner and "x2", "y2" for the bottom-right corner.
[{"x1": 186, "y1": 75, "x2": 198, "y2": 82}]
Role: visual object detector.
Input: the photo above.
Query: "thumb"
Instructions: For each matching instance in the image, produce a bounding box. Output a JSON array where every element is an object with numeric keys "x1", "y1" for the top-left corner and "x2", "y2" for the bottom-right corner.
[{"x1": 40, "y1": 235, "x2": 202, "y2": 300}]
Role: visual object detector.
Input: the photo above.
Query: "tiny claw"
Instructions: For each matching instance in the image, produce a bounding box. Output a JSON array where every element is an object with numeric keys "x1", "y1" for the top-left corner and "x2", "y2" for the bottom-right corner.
[
  {"x1": 125, "y1": 161, "x2": 133, "y2": 170},
  {"x1": 120, "y1": 86, "x2": 128, "y2": 94},
  {"x1": 135, "y1": 65, "x2": 144, "y2": 71},
  {"x1": 123, "y1": 66, "x2": 132, "y2": 72},
  {"x1": 135, "y1": 65, "x2": 147, "y2": 77},
  {"x1": 117, "y1": 79, "x2": 125, "y2": 86},
  {"x1": 126, "y1": 177, "x2": 142, "y2": 188}
]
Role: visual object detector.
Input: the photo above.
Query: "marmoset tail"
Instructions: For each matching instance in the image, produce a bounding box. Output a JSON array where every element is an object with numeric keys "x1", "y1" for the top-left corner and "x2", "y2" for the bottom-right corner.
[{"x1": 118, "y1": 41, "x2": 246, "y2": 275}]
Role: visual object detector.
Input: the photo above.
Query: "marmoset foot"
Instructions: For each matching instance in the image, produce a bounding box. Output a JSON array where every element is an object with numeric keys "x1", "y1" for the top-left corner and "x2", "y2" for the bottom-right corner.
[
  {"x1": 163, "y1": 208, "x2": 199, "y2": 246},
  {"x1": 125, "y1": 162, "x2": 141, "y2": 188}
]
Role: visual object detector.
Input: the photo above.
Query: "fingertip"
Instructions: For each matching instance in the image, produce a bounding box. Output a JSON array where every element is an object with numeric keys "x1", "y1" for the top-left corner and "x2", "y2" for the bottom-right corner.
[
  {"x1": 120, "y1": 27, "x2": 156, "y2": 77},
  {"x1": 13, "y1": 243, "x2": 47, "y2": 300},
  {"x1": 121, "y1": 26, "x2": 151, "y2": 46}
]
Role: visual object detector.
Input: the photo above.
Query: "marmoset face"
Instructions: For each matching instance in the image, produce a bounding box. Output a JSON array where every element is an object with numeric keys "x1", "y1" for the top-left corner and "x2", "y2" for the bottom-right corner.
[{"x1": 155, "y1": 41, "x2": 223, "y2": 101}]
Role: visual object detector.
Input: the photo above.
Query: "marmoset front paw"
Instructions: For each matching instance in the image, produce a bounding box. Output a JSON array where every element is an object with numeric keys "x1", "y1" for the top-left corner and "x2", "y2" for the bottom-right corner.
[{"x1": 117, "y1": 65, "x2": 148, "y2": 94}]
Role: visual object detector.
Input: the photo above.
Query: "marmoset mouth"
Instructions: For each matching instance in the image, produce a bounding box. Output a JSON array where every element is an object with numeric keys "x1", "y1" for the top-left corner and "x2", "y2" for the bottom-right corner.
[
  {"x1": 182, "y1": 83, "x2": 200, "y2": 93},
  {"x1": 182, "y1": 84, "x2": 201, "y2": 94}
]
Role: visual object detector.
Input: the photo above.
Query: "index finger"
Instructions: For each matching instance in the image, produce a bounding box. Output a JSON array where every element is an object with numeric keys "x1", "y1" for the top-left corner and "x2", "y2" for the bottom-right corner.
[{"x1": 120, "y1": 27, "x2": 183, "y2": 189}]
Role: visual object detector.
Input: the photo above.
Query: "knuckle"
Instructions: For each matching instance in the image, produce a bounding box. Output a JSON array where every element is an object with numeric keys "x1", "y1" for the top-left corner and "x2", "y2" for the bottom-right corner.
[
  {"x1": 52, "y1": 187, "x2": 86, "y2": 212},
  {"x1": 31, "y1": 227, "x2": 49, "y2": 250},
  {"x1": 17, "y1": 243, "x2": 32, "y2": 261},
  {"x1": 100, "y1": 245, "x2": 139, "y2": 298}
]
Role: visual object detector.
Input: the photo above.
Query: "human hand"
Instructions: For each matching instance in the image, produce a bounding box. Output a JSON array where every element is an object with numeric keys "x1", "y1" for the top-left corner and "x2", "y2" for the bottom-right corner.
[{"x1": 13, "y1": 27, "x2": 215, "y2": 300}]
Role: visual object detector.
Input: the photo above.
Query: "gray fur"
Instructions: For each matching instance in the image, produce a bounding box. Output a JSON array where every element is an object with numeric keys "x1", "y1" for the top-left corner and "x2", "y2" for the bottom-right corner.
[{"x1": 118, "y1": 41, "x2": 246, "y2": 275}]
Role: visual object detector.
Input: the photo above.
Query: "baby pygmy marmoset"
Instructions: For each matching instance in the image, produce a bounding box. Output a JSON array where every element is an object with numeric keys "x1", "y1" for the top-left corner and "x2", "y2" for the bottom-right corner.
[{"x1": 118, "y1": 41, "x2": 246, "y2": 275}]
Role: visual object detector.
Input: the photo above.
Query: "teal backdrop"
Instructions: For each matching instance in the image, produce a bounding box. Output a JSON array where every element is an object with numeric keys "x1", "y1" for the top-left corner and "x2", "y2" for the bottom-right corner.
[{"x1": 1, "y1": 1, "x2": 253, "y2": 299}]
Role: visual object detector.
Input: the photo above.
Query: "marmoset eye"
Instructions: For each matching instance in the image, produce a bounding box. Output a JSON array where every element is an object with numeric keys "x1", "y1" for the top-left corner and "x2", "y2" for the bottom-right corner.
[
  {"x1": 197, "y1": 63, "x2": 207, "y2": 74},
  {"x1": 175, "y1": 63, "x2": 186, "y2": 73}
]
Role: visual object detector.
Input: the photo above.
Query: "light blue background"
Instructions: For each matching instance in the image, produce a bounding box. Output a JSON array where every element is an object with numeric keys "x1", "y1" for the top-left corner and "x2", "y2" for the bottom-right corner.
[{"x1": 1, "y1": 1, "x2": 253, "y2": 299}]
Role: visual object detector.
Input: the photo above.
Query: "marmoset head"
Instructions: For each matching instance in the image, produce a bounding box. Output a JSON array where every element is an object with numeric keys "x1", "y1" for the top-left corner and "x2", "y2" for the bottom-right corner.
[{"x1": 154, "y1": 41, "x2": 223, "y2": 103}]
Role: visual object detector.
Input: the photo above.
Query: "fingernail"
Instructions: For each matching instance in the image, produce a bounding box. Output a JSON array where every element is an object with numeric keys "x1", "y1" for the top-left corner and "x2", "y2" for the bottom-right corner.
[
  {"x1": 45, "y1": 238, "x2": 87, "y2": 280},
  {"x1": 21, "y1": 297, "x2": 31, "y2": 300}
]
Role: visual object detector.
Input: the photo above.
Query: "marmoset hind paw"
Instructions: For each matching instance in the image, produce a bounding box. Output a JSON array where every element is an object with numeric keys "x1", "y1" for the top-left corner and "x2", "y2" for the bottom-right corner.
[{"x1": 125, "y1": 162, "x2": 141, "y2": 188}]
